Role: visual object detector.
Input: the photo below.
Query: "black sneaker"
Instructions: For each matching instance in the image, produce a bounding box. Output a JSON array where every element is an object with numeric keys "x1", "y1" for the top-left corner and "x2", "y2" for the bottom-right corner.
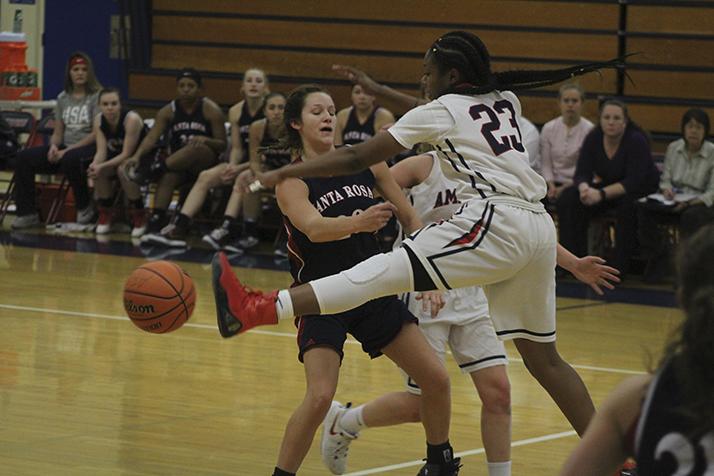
[
  {"x1": 202, "y1": 227, "x2": 231, "y2": 250},
  {"x1": 142, "y1": 223, "x2": 188, "y2": 248},
  {"x1": 417, "y1": 457, "x2": 462, "y2": 476}
]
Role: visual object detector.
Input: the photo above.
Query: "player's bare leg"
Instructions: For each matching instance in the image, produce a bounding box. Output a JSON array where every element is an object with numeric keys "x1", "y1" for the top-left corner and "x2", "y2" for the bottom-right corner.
[
  {"x1": 514, "y1": 339, "x2": 595, "y2": 435},
  {"x1": 275, "y1": 347, "x2": 340, "y2": 473}
]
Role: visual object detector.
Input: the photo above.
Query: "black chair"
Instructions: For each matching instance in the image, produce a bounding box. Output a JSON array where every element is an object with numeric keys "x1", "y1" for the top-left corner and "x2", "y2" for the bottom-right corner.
[{"x1": 0, "y1": 110, "x2": 36, "y2": 224}]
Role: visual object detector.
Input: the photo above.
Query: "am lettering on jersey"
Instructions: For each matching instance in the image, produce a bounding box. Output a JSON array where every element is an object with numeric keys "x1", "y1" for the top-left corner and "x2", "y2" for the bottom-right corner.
[
  {"x1": 434, "y1": 188, "x2": 459, "y2": 208},
  {"x1": 314, "y1": 184, "x2": 374, "y2": 213}
]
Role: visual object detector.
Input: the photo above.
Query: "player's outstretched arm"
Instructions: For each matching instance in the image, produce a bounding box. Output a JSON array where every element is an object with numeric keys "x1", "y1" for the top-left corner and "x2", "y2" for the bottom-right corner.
[
  {"x1": 556, "y1": 244, "x2": 621, "y2": 295},
  {"x1": 258, "y1": 131, "x2": 405, "y2": 188}
]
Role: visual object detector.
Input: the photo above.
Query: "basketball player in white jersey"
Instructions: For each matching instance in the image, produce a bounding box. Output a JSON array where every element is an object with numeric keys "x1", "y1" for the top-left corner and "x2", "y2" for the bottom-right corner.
[
  {"x1": 319, "y1": 152, "x2": 621, "y2": 475},
  {"x1": 212, "y1": 32, "x2": 623, "y2": 467}
]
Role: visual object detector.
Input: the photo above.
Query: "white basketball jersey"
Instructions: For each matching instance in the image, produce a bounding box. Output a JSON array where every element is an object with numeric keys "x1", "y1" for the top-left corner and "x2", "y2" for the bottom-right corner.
[
  {"x1": 396, "y1": 152, "x2": 490, "y2": 322},
  {"x1": 389, "y1": 91, "x2": 547, "y2": 204}
]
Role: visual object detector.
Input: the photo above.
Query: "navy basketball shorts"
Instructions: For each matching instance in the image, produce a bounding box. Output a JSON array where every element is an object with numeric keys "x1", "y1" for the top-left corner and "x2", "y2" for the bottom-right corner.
[{"x1": 295, "y1": 295, "x2": 418, "y2": 362}]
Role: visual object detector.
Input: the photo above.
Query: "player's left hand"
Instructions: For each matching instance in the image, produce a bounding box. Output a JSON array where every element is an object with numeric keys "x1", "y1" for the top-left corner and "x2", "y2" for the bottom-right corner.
[
  {"x1": 571, "y1": 256, "x2": 620, "y2": 295},
  {"x1": 415, "y1": 290, "x2": 445, "y2": 318}
]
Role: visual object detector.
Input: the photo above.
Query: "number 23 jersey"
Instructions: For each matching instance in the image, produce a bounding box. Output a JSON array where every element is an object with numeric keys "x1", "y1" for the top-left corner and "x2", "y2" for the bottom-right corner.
[{"x1": 388, "y1": 91, "x2": 547, "y2": 203}]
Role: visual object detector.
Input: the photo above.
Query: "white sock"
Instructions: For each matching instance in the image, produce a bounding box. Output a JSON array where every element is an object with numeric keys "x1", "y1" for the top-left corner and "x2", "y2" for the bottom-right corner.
[
  {"x1": 338, "y1": 404, "x2": 366, "y2": 435},
  {"x1": 487, "y1": 461, "x2": 511, "y2": 476},
  {"x1": 275, "y1": 289, "x2": 294, "y2": 321}
]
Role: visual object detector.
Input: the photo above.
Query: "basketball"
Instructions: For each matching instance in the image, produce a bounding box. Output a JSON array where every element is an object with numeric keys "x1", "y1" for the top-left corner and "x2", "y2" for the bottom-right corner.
[{"x1": 123, "y1": 260, "x2": 196, "y2": 333}]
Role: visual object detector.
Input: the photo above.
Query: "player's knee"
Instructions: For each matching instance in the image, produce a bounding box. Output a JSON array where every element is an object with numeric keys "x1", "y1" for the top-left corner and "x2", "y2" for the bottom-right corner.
[
  {"x1": 418, "y1": 366, "x2": 450, "y2": 397},
  {"x1": 479, "y1": 375, "x2": 511, "y2": 415},
  {"x1": 305, "y1": 388, "x2": 336, "y2": 415}
]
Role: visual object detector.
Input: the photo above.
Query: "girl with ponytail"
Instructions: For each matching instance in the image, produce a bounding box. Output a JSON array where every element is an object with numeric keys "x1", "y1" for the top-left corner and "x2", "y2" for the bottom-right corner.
[
  {"x1": 561, "y1": 224, "x2": 714, "y2": 475},
  {"x1": 213, "y1": 32, "x2": 623, "y2": 475}
]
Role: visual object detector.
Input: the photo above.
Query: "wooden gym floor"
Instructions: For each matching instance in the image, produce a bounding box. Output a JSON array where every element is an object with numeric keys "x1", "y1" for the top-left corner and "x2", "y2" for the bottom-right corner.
[{"x1": 0, "y1": 228, "x2": 682, "y2": 475}]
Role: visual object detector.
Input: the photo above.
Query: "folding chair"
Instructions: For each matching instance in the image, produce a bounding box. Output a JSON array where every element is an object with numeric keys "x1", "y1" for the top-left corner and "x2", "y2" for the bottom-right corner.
[{"x1": 0, "y1": 110, "x2": 36, "y2": 224}]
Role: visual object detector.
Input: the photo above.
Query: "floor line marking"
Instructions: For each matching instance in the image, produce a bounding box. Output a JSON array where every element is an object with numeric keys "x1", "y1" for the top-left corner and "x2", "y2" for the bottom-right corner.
[
  {"x1": 343, "y1": 430, "x2": 578, "y2": 475},
  {"x1": 0, "y1": 303, "x2": 646, "y2": 375}
]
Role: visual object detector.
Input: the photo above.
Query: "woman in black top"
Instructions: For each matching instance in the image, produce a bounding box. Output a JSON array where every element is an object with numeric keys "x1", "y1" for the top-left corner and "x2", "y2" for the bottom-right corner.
[
  {"x1": 87, "y1": 88, "x2": 147, "y2": 236},
  {"x1": 225, "y1": 85, "x2": 456, "y2": 476},
  {"x1": 557, "y1": 99, "x2": 659, "y2": 274},
  {"x1": 560, "y1": 224, "x2": 714, "y2": 475}
]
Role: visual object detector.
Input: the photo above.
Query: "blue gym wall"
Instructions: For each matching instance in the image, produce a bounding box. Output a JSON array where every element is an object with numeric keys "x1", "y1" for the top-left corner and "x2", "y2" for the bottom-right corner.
[{"x1": 43, "y1": 1, "x2": 125, "y2": 100}]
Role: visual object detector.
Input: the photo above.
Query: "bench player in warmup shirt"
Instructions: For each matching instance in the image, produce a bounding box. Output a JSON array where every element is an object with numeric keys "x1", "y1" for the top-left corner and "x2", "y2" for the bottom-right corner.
[
  {"x1": 217, "y1": 85, "x2": 456, "y2": 476},
  {"x1": 213, "y1": 31, "x2": 623, "y2": 471},
  {"x1": 560, "y1": 224, "x2": 714, "y2": 476},
  {"x1": 335, "y1": 84, "x2": 394, "y2": 146},
  {"x1": 320, "y1": 151, "x2": 621, "y2": 476},
  {"x1": 202, "y1": 92, "x2": 291, "y2": 252},
  {"x1": 87, "y1": 88, "x2": 148, "y2": 237},
  {"x1": 128, "y1": 68, "x2": 227, "y2": 241}
]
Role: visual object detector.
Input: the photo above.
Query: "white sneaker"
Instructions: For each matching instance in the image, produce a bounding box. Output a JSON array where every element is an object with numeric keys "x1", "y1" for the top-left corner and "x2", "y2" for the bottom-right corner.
[{"x1": 321, "y1": 401, "x2": 358, "y2": 475}]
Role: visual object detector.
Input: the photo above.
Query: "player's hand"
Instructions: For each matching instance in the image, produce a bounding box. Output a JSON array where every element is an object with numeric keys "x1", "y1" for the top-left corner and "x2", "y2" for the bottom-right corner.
[
  {"x1": 580, "y1": 188, "x2": 602, "y2": 206},
  {"x1": 571, "y1": 255, "x2": 620, "y2": 295},
  {"x1": 87, "y1": 161, "x2": 103, "y2": 180},
  {"x1": 354, "y1": 202, "x2": 396, "y2": 233},
  {"x1": 415, "y1": 290, "x2": 445, "y2": 318},
  {"x1": 47, "y1": 144, "x2": 61, "y2": 163},
  {"x1": 256, "y1": 169, "x2": 283, "y2": 190},
  {"x1": 332, "y1": 64, "x2": 381, "y2": 95},
  {"x1": 220, "y1": 164, "x2": 241, "y2": 185},
  {"x1": 233, "y1": 168, "x2": 256, "y2": 193}
]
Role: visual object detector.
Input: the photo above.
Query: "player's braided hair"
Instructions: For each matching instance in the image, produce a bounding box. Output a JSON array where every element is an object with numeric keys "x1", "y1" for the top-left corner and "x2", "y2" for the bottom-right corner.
[
  {"x1": 430, "y1": 31, "x2": 624, "y2": 95},
  {"x1": 664, "y1": 224, "x2": 714, "y2": 439}
]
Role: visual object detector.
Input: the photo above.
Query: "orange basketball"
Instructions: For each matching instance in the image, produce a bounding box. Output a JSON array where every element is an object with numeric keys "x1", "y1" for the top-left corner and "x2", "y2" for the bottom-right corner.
[{"x1": 123, "y1": 260, "x2": 196, "y2": 333}]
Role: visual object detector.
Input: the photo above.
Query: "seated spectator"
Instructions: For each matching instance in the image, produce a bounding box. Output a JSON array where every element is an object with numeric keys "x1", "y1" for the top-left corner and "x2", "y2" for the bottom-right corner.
[
  {"x1": 638, "y1": 108, "x2": 714, "y2": 282},
  {"x1": 11, "y1": 51, "x2": 100, "y2": 229},
  {"x1": 540, "y1": 83, "x2": 594, "y2": 202},
  {"x1": 204, "y1": 92, "x2": 291, "y2": 252},
  {"x1": 126, "y1": 68, "x2": 227, "y2": 238},
  {"x1": 334, "y1": 83, "x2": 394, "y2": 146},
  {"x1": 147, "y1": 93, "x2": 290, "y2": 253},
  {"x1": 559, "y1": 224, "x2": 714, "y2": 476},
  {"x1": 86, "y1": 88, "x2": 148, "y2": 236},
  {"x1": 557, "y1": 99, "x2": 659, "y2": 275},
  {"x1": 224, "y1": 68, "x2": 269, "y2": 248}
]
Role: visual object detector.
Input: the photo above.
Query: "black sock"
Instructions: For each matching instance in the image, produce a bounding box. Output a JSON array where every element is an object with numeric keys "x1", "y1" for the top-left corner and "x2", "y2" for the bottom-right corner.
[
  {"x1": 426, "y1": 440, "x2": 453, "y2": 465},
  {"x1": 244, "y1": 219, "x2": 257, "y2": 237},
  {"x1": 221, "y1": 215, "x2": 236, "y2": 230},
  {"x1": 129, "y1": 198, "x2": 144, "y2": 210},
  {"x1": 174, "y1": 212, "x2": 191, "y2": 230},
  {"x1": 272, "y1": 468, "x2": 294, "y2": 476},
  {"x1": 98, "y1": 198, "x2": 113, "y2": 208}
]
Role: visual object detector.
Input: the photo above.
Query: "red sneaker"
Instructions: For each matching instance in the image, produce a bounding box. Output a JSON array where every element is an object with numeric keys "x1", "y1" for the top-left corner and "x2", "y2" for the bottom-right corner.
[
  {"x1": 130, "y1": 208, "x2": 148, "y2": 238},
  {"x1": 211, "y1": 252, "x2": 279, "y2": 338},
  {"x1": 618, "y1": 459, "x2": 637, "y2": 476}
]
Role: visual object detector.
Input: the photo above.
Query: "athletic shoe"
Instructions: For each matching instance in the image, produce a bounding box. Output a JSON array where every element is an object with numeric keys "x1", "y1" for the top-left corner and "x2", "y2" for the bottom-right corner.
[
  {"x1": 238, "y1": 234, "x2": 259, "y2": 249},
  {"x1": 77, "y1": 204, "x2": 97, "y2": 225},
  {"x1": 202, "y1": 226, "x2": 231, "y2": 250},
  {"x1": 130, "y1": 209, "x2": 148, "y2": 238},
  {"x1": 141, "y1": 223, "x2": 188, "y2": 248},
  {"x1": 211, "y1": 252, "x2": 278, "y2": 338},
  {"x1": 321, "y1": 401, "x2": 358, "y2": 475},
  {"x1": 620, "y1": 459, "x2": 637, "y2": 476},
  {"x1": 95, "y1": 207, "x2": 113, "y2": 234},
  {"x1": 11, "y1": 213, "x2": 41, "y2": 229},
  {"x1": 417, "y1": 457, "x2": 462, "y2": 476}
]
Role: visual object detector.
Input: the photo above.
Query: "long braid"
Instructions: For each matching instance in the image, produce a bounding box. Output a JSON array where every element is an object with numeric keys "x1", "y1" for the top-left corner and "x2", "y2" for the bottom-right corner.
[{"x1": 432, "y1": 31, "x2": 625, "y2": 96}]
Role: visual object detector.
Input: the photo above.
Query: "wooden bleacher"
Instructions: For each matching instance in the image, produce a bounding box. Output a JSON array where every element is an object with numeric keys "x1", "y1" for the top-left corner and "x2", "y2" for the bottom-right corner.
[{"x1": 129, "y1": 0, "x2": 714, "y2": 154}]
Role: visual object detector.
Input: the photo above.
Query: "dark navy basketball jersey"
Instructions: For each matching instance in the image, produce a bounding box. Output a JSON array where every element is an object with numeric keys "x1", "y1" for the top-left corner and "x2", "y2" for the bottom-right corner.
[
  {"x1": 635, "y1": 357, "x2": 714, "y2": 475},
  {"x1": 284, "y1": 166, "x2": 381, "y2": 284},
  {"x1": 169, "y1": 98, "x2": 212, "y2": 153},
  {"x1": 260, "y1": 123, "x2": 291, "y2": 170},
  {"x1": 238, "y1": 100, "x2": 264, "y2": 163},
  {"x1": 342, "y1": 106, "x2": 379, "y2": 145},
  {"x1": 100, "y1": 110, "x2": 147, "y2": 158}
]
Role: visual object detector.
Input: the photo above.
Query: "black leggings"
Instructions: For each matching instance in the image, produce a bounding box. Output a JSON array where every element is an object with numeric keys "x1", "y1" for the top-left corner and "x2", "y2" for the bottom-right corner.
[{"x1": 13, "y1": 143, "x2": 96, "y2": 216}]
